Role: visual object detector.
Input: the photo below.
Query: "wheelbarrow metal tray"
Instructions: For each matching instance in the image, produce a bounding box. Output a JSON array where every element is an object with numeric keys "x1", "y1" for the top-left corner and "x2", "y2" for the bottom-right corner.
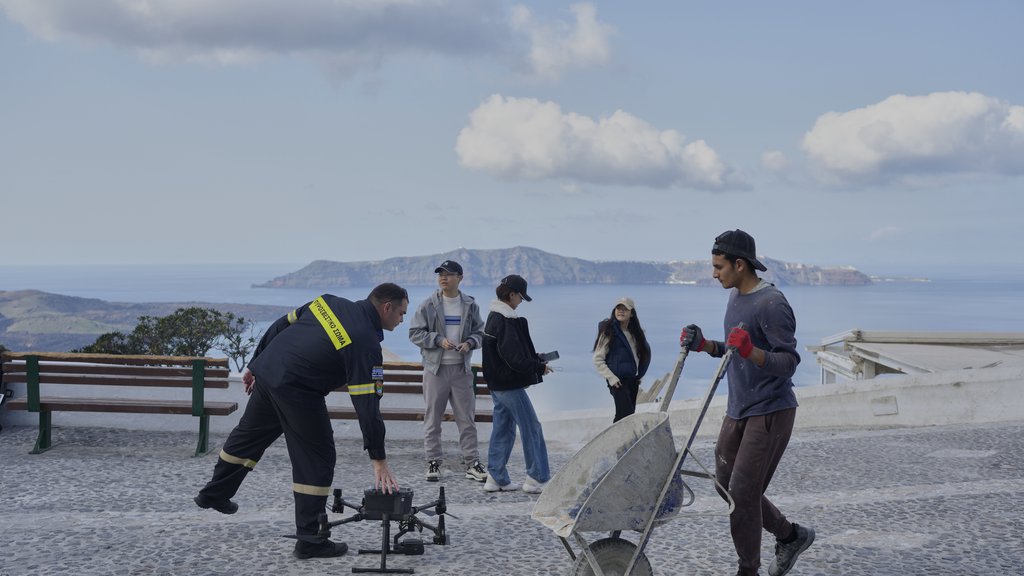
[{"x1": 532, "y1": 412, "x2": 683, "y2": 538}]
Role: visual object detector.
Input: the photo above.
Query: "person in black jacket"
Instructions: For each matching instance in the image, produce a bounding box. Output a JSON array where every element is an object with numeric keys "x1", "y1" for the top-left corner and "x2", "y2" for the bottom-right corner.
[
  {"x1": 194, "y1": 283, "x2": 407, "y2": 560},
  {"x1": 480, "y1": 274, "x2": 553, "y2": 494},
  {"x1": 592, "y1": 297, "x2": 652, "y2": 422}
]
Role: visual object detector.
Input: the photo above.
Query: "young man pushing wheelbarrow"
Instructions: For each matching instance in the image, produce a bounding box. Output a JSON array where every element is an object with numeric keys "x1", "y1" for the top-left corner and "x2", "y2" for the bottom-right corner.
[{"x1": 680, "y1": 229, "x2": 815, "y2": 576}]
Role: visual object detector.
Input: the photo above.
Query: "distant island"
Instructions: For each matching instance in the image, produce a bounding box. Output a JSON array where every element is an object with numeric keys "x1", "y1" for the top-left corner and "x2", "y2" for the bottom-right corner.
[
  {"x1": 0, "y1": 248, "x2": 874, "y2": 353},
  {"x1": 254, "y1": 246, "x2": 873, "y2": 289},
  {"x1": 0, "y1": 290, "x2": 290, "y2": 352}
]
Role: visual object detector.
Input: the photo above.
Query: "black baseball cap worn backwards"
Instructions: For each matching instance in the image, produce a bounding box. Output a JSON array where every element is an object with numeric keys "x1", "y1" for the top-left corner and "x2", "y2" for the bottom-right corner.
[
  {"x1": 500, "y1": 274, "x2": 532, "y2": 301},
  {"x1": 434, "y1": 260, "x2": 463, "y2": 275},
  {"x1": 713, "y1": 229, "x2": 767, "y2": 272}
]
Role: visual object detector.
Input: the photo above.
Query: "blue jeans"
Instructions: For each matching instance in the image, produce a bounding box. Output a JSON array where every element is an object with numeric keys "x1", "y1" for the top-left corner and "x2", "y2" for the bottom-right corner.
[{"x1": 487, "y1": 389, "x2": 550, "y2": 486}]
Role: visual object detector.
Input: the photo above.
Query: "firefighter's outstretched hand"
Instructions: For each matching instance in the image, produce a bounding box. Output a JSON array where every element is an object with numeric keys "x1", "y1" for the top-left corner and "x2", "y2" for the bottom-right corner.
[
  {"x1": 372, "y1": 459, "x2": 400, "y2": 494},
  {"x1": 242, "y1": 369, "x2": 256, "y2": 395}
]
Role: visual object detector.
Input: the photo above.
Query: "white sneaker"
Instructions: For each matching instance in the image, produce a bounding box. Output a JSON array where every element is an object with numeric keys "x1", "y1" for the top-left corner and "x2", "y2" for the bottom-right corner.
[
  {"x1": 426, "y1": 460, "x2": 441, "y2": 482},
  {"x1": 522, "y1": 477, "x2": 547, "y2": 494},
  {"x1": 465, "y1": 460, "x2": 487, "y2": 482},
  {"x1": 483, "y1": 475, "x2": 520, "y2": 492}
]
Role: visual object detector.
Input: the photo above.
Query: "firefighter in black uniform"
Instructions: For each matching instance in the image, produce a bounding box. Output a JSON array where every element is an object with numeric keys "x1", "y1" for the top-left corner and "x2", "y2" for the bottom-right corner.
[{"x1": 194, "y1": 283, "x2": 407, "y2": 559}]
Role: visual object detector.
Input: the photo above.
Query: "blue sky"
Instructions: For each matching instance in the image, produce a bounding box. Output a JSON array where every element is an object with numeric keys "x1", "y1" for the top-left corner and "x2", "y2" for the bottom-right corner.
[{"x1": 2, "y1": 1, "x2": 1021, "y2": 273}]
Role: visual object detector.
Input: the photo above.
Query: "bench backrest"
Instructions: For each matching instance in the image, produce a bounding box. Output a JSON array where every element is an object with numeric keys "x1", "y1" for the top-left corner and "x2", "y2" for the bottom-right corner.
[
  {"x1": 1, "y1": 352, "x2": 230, "y2": 417},
  {"x1": 0, "y1": 354, "x2": 487, "y2": 401}
]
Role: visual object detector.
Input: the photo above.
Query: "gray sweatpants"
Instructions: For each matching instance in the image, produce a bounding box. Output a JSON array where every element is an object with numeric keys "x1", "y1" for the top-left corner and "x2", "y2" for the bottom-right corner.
[{"x1": 422, "y1": 363, "x2": 479, "y2": 465}]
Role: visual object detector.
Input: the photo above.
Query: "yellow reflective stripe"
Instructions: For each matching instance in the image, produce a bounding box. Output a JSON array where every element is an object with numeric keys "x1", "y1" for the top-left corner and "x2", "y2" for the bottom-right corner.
[
  {"x1": 348, "y1": 383, "x2": 375, "y2": 396},
  {"x1": 293, "y1": 482, "x2": 331, "y2": 496},
  {"x1": 287, "y1": 309, "x2": 298, "y2": 324},
  {"x1": 220, "y1": 450, "x2": 258, "y2": 469},
  {"x1": 309, "y1": 297, "x2": 352, "y2": 350}
]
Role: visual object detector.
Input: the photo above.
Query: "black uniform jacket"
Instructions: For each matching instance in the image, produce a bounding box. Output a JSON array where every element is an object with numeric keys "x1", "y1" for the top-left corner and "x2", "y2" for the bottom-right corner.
[{"x1": 248, "y1": 295, "x2": 387, "y2": 459}]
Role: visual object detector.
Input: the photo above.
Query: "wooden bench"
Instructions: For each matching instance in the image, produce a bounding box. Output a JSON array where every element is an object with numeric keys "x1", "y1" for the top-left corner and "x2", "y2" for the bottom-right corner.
[
  {"x1": 330, "y1": 361, "x2": 493, "y2": 423},
  {"x1": 1, "y1": 352, "x2": 238, "y2": 456}
]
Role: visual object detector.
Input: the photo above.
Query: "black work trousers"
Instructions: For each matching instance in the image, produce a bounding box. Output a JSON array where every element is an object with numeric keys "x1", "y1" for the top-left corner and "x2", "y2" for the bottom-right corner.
[
  {"x1": 714, "y1": 407, "x2": 796, "y2": 576},
  {"x1": 608, "y1": 377, "x2": 640, "y2": 422},
  {"x1": 198, "y1": 380, "x2": 336, "y2": 539}
]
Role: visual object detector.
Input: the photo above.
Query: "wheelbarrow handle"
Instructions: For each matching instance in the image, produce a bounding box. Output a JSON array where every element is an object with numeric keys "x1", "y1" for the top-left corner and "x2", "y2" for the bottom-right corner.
[
  {"x1": 726, "y1": 321, "x2": 747, "y2": 352},
  {"x1": 659, "y1": 322, "x2": 744, "y2": 412}
]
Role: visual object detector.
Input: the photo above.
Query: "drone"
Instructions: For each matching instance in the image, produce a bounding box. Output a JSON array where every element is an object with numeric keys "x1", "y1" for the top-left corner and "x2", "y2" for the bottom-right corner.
[{"x1": 315, "y1": 486, "x2": 452, "y2": 574}]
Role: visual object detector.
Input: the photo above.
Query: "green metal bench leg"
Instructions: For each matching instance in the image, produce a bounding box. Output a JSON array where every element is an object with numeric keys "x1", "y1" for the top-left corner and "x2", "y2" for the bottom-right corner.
[
  {"x1": 31, "y1": 411, "x2": 53, "y2": 454},
  {"x1": 195, "y1": 414, "x2": 211, "y2": 457}
]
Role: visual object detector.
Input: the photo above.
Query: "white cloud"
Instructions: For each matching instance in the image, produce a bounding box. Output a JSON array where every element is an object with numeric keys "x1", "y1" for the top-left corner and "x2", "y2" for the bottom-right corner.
[
  {"x1": 0, "y1": 0, "x2": 612, "y2": 79},
  {"x1": 866, "y1": 226, "x2": 902, "y2": 242},
  {"x1": 802, "y1": 91, "x2": 1024, "y2": 185},
  {"x1": 455, "y1": 94, "x2": 742, "y2": 190},
  {"x1": 510, "y1": 3, "x2": 613, "y2": 79},
  {"x1": 761, "y1": 150, "x2": 788, "y2": 172}
]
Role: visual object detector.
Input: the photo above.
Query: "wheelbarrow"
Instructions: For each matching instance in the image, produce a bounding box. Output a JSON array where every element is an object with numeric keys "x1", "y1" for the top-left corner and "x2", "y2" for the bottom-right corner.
[{"x1": 533, "y1": 333, "x2": 740, "y2": 575}]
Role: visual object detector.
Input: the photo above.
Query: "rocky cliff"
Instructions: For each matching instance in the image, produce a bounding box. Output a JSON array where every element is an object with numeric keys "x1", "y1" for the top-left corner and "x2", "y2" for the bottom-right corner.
[{"x1": 254, "y1": 247, "x2": 872, "y2": 289}]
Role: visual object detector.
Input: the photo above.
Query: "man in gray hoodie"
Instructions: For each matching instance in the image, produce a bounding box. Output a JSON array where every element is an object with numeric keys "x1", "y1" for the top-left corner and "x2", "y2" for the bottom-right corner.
[{"x1": 408, "y1": 260, "x2": 487, "y2": 482}]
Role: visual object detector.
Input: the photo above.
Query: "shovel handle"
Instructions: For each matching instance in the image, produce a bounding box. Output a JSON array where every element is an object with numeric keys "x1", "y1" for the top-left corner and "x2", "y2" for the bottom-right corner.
[{"x1": 658, "y1": 346, "x2": 690, "y2": 412}]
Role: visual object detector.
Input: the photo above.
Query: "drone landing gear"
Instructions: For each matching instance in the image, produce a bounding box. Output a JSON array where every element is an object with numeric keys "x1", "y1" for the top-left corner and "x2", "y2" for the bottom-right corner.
[
  {"x1": 353, "y1": 510, "x2": 415, "y2": 574},
  {"x1": 318, "y1": 486, "x2": 451, "y2": 574}
]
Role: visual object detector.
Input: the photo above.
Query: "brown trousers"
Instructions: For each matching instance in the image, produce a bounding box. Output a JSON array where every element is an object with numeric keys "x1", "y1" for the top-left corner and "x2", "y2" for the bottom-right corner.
[{"x1": 715, "y1": 407, "x2": 797, "y2": 576}]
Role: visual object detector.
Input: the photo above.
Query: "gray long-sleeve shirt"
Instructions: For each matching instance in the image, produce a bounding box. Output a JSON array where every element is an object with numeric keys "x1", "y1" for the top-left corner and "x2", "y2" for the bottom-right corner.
[{"x1": 708, "y1": 281, "x2": 800, "y2": 420}]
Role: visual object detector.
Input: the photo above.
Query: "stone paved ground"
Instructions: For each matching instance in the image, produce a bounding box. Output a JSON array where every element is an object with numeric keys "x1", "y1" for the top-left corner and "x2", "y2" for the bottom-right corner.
[{"x1": 1, "y1": 420, "x2": 1022, "y2": 576}]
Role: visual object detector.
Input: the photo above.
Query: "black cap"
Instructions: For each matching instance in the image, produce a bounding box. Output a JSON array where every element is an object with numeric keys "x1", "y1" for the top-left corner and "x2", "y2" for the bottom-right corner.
[
  {"x1": 434, "y1": 260, "x2": 463, "y2": 275},
  {"x1": 713, "y1": 229, "x2": 767, "y2": 271},
  {"x1": 500, "y1": 274, "x2": 532, "y2": 301}
]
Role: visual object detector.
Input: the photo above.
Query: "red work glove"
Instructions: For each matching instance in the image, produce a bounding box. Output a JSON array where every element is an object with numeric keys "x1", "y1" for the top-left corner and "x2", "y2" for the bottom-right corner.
[
  {"x1": 680, "y1": 324, "x2": 706, "y2": 352},
  {"x1": 727, "y1": 327, "x2": 754, "y2": 358}
]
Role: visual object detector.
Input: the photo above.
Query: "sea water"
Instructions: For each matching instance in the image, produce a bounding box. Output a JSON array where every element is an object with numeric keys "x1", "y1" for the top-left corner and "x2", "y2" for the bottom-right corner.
[{"x1": 2, "y1": 263, "x2": 1022, "y2": 416}]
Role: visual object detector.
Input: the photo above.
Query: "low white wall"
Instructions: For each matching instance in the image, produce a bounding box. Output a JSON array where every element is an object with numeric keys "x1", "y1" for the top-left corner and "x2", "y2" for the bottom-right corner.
[
  {"x1": 5, "y1": 366, "x2": 1020, "y2": 448},
  {"x1": 539, "y1": 365, "x2": 1024, "y2": 448}
]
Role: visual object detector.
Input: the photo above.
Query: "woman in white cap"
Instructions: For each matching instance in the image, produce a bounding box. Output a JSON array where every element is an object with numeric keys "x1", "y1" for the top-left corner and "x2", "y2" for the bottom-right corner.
[{"x1": 592, "y1": 297, "x2": 651, "y2": 422}]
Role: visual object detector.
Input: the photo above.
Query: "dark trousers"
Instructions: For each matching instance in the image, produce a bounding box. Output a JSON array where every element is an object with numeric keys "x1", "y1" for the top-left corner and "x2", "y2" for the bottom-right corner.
[
  {"x1": 715, "y1": 408, "x2": 796, "y2": 576},
  {"x1": 198, "y1": 381, "x2": 336, "y2": 539},
  {"x1": 608, "y1": 377, "x2": 640, "y2": 422}
]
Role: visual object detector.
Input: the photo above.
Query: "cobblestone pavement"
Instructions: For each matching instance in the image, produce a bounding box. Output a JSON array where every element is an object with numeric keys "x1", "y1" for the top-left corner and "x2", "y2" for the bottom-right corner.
[{"x1": 1, "y1": 420, "x2": 1022, "y2": 576}]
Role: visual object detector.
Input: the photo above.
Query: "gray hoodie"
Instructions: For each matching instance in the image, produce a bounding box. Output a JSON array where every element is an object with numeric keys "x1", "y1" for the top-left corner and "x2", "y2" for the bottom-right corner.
[{"x1": 408, "y1": 290, "x2": 485, "y2": 374}]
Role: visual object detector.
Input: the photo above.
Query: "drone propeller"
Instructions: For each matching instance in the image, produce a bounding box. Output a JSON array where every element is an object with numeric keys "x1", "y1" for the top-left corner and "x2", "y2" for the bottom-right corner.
[{"x1": 419, "y1": 508, "x2": 459, "y2": 520}]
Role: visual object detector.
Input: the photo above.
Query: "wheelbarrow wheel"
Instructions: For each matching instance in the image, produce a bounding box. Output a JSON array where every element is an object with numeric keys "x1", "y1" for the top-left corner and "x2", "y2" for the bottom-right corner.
[{"x1": 570, "y1": 537, "x2": 653, "y2": 576}]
